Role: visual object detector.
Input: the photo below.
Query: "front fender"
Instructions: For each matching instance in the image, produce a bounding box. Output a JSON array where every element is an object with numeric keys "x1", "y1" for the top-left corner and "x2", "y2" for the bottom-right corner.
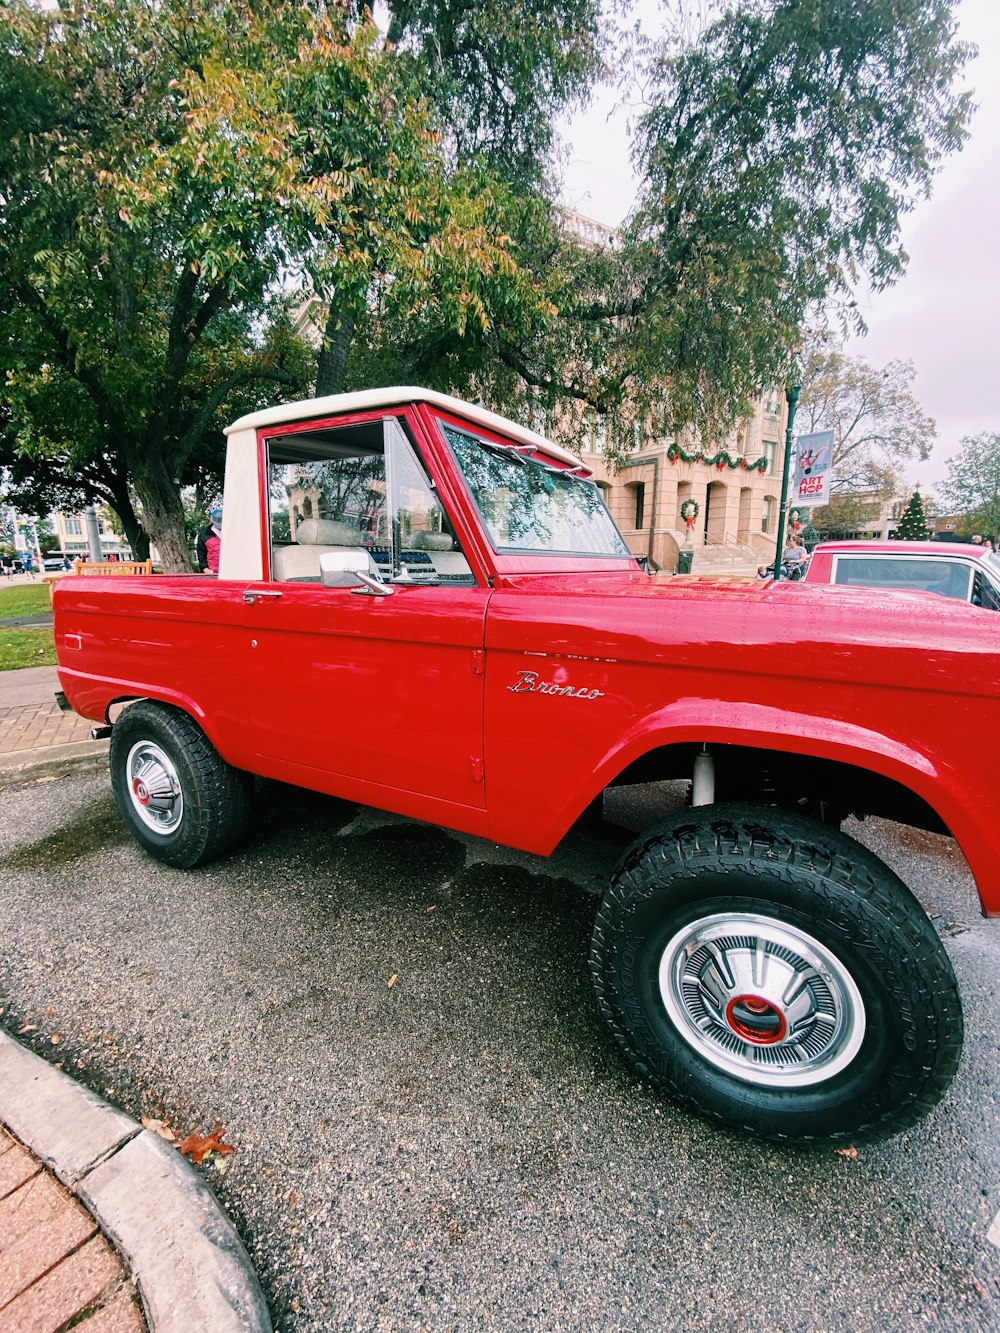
[{"x1": 515, "y1": 697, "x2": 998, "y2": 916}]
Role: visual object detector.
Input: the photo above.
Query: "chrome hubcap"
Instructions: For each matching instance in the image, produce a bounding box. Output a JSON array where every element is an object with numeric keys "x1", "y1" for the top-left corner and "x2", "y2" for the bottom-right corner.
[
  {"x1": 125, "y1": 741, "x2": 183, "y2": 835},
  {"x1": 659, "y1": 913, "x2": 866, "y2": 1087}
]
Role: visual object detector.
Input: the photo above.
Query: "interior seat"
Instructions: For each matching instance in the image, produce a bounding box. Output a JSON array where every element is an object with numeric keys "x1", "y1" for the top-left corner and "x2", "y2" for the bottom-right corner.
[
  {"x1": 271, "y1": 517, "x2": 364, "y2": 582},
  {"x1": 408, "y1": 529, "x2": 473, "y2": 579}
]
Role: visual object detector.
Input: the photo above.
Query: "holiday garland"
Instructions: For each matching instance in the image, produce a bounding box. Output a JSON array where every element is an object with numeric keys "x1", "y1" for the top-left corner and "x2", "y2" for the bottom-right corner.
[{"x1": 667, "y1": 441, "x2": 767, "y2": 472}]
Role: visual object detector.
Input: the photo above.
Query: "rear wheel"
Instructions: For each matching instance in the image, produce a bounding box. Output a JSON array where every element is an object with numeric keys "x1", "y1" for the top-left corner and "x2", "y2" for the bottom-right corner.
[
  {"x1": 110, "y1": 700, "x2": 252, "y2": 868},
  {"x1": 590, "y1": 804, "x2": 963, "y2": 1145}
]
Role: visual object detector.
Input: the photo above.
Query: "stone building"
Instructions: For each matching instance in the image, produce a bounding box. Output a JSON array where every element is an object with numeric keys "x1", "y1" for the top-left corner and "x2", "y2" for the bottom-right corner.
[
  {"x1": 549, "y1": 210, "x2": 792, "y2": 574},
  {"x1": 545, "y1": 393, "x2": 790, "y2": 575}
]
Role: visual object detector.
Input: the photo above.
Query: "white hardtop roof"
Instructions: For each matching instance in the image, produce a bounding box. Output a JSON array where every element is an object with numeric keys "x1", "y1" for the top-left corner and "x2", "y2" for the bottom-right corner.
[{"x1": 226, "y1": 386, "x2": 590, "y2": 473}]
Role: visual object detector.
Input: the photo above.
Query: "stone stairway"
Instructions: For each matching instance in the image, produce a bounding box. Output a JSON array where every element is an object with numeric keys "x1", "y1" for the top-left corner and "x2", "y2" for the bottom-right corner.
[{"x1": 684, "y1": 541, "x2": 762, "y2": 577}]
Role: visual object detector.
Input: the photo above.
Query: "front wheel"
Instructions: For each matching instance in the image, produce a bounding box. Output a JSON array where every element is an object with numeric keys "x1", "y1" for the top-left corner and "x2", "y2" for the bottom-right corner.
[
  {"x1": 590, "y1": 805, "x2": 963, "y2": 1145},
  {"x1": 110, "y1": 700, "x2": 252, "y2": 868}
]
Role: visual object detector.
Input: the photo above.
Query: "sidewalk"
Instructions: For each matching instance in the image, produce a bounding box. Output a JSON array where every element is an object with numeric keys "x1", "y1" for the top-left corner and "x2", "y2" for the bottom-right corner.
[
  {"x1": 0, "y1": 1126, "x2": 146, "y2": 1331},
  {"x1": 0, "y1": 668, "x2": 273, "y2": 1331},
  {"x1": 0, "y1": 666, "x2": 109, "y2": 783}
]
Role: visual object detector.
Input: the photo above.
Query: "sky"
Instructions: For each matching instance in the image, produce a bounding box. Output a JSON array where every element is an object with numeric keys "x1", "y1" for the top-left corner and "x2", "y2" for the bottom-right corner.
[{"x1": 557, "y1": 0, "x2": 1000, "y2": 497}]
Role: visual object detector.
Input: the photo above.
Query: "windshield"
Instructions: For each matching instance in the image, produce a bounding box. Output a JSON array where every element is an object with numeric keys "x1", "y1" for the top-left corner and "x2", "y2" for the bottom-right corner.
[{"x1": 442, "y1": 424, "x2": 631, "y2": 557}]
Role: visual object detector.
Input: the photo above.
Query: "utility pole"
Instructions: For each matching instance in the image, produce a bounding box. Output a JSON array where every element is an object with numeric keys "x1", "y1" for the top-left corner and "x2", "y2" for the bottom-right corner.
[{"x1": 772, "y1": 376, "x2": 802, "y2": 575}]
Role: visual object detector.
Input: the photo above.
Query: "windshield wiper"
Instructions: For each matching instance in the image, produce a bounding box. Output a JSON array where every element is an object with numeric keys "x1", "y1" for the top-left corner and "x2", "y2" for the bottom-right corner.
[{"x1": 476, "y1": 438, "x2": 529, "y2": 466}]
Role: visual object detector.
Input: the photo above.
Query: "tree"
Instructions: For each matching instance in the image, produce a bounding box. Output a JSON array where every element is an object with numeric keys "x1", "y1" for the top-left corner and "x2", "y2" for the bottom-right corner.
[
  {"x1": 895, "y1": 491, "x2": 931, "y2": 541},
  {"x1": 310, "y1": 0, "x2": 976, "y2": 459},
  {"x1": 611, "y1": 0, "x2": 973, "y2": 442},
  {"x1": 310, "y1": 0, "x2": 605, "y2": 397},
  {"x1": 797, "y1": 337, "x2": 937, "y2": 536},
  {"x1": 0, "y1": 1, "x2": 975, "y2": 565},
  {"x1": 797, "y1": 341, "x2": 936, "y2": 492},
  {"x1": 0, "y1": 0, "x2": 583, "y2": 568},
  {"x1": 939, "y1": 432, "x2": 1000, "y2": 538}
]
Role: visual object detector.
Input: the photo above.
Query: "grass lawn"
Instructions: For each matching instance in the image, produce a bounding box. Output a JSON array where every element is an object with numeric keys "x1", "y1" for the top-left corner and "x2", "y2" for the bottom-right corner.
[
  {"x1": 0, "y1": 627, "x2": 57, "y2": 670},
  {"x1": 0, "y1": 582, "x2": 52, "y2": 618}
]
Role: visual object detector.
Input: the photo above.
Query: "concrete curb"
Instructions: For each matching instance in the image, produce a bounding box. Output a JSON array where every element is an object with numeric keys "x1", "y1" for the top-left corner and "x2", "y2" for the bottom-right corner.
[
  {"x1": 0, "y1": 1032, "x2": 272, "y2": 1333},
  {"x1": 0, "y1": 739, "x2": 110, "y2": 786}
]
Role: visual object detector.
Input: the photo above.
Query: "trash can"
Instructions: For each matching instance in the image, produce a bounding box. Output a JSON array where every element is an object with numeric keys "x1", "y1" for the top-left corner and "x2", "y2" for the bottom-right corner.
[{"x1": 676, "y1": 549, "x2": 694, "y2": 574}]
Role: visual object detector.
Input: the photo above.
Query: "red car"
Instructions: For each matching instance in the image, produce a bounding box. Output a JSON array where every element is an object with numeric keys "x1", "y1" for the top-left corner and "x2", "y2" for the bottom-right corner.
[
  {"x1": 803, "y1": 539, "x2": 1000, "y2": 609},
  {"x1": 52, "y1": 389, "x2": 1000, "y2": 1147}
]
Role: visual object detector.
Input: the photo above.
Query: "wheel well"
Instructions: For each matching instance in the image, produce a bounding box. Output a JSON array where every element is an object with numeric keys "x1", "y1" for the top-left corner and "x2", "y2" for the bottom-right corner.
[{"x1": 608, "y1": 742, "x2": 950, "y2": 836}]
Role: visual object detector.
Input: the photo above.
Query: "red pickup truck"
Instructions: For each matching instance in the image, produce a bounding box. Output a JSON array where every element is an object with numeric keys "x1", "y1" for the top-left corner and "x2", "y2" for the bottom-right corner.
[{"x1": 54, "y1": 388, "x2": 999, "y2": 1147}]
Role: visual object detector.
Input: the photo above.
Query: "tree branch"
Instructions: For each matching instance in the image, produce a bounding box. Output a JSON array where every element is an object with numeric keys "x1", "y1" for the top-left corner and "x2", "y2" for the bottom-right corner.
[{"x1": 174, "y1": 364, "x2": 303, "y2": 466}]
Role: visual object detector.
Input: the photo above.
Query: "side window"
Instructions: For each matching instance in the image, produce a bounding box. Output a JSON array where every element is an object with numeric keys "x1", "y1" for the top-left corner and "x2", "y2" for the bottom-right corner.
[
  {"x1": 973, "y1": 570, "x2": 1000, "y2": 610},
  {"x1": 834, "y1": 557, "x2": 970, "y2": 600},
  {"x1": 266, "y1": 418, "x2": 474, "y2": 585}
]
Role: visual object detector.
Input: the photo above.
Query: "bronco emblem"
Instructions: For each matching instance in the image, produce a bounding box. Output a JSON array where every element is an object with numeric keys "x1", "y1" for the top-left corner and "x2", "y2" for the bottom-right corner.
[{"x1": 507, "y1": 669, "x2": 604, "y2": 700}]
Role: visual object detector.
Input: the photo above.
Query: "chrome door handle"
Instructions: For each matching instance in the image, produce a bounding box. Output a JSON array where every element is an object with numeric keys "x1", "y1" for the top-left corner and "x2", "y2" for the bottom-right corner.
[{"x1": 243, "y1": 589, "x2": 283, "y2": 605}]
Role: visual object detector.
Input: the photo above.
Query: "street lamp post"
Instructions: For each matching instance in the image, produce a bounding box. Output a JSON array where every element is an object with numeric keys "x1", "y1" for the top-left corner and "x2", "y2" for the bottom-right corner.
[
  {"x1": 772, "y1": 377, "x2": 801, "y2": 576},
  {"x1": 84, "y1": 504, "x2": 103, "y2": 563}
]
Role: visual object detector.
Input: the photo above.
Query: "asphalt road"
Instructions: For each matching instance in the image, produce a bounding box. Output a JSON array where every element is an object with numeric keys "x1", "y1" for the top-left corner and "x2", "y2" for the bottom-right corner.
[{"x1": 0, "y1": 772, "x2": 997, "y2": 1332}]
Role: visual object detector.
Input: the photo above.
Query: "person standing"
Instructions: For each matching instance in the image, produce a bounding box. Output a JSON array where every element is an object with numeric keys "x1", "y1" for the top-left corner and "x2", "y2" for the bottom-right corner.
[{"x1": 196, "y1": 507, "x2": 223, "y2": 573}]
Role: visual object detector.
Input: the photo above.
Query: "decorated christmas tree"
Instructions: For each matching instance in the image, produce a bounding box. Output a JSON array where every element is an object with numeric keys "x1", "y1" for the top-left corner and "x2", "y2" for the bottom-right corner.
[{"x1": 895, "y1": 491, "x2": 930, "y2": 541}]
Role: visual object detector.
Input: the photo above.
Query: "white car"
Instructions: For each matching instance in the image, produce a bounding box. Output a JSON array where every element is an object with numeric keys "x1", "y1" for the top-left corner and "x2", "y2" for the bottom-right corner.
[{"x1": 803, "y1": 540, "x2": 1000, "y2": 610}]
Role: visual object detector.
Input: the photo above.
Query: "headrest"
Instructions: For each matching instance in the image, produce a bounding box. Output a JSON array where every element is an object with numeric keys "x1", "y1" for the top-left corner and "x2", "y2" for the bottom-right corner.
[
  {"x1": 409, "y1": 530, "x2": 454, "y2": 552},
  {"x1": 295, "y1": 518, "x2": 360, "y2": 546}
]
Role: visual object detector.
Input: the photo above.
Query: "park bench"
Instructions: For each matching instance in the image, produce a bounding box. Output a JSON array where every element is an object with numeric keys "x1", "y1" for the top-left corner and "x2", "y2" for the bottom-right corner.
[{"x1": 43, "y1": 559, "x2": 153, "y2": 602}]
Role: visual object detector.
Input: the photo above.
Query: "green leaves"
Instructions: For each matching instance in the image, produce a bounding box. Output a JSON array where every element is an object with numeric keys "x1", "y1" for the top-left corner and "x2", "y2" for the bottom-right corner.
[
  {"x1": 626, "y1": 0, "x2": 974, "y2": 441},
  {"x1": 940, "y1": 434, "x2": 1000, "y2": 537},
  {"x1": 0, "y1": 0, "x2": 582, "y2": 565}
]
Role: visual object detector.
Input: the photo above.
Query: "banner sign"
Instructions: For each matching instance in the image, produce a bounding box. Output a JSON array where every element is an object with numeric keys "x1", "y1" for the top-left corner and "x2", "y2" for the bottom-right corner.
[{"x1": 791, "y1": 429, "x2": 835, "y2": 507}]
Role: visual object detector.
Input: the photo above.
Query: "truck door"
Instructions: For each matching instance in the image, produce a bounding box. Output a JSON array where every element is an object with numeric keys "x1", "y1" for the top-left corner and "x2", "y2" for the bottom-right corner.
[{"x1": 242, "y1": 415, "x2": 489, "y2": 811}]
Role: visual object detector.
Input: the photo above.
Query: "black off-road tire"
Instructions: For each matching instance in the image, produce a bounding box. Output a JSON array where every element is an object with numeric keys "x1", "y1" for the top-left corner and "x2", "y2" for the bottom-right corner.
[
  {"x1": 590, "y1": 804, "x2": 963, "y2": 1146},
  {"x1": 110, "y1": 700, "x2": 252, "y2": 868}
]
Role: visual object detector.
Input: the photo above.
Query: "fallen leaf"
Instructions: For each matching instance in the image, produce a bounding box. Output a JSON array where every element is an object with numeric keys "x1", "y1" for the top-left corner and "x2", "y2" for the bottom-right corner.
[
  {"x1": 176, "y1": 1119, "x2": 235, "y2": 1166},
  {"x1": 18, "y1": 1024, "x2": 37, "y2": 1035},
  {"x1": 289, "y1": 1190, "x2": 298, "y2": 1207},
  {"x1": 141, "y1": 1116, "x2": 178, "y2": 1144},
  {"x1": 50, "y1": 1033, "x2": 61, "y2": 1045},
  {"x1": 835, "y1": 1145, "x2": 859, "y2": 1160},
  {"x1": 426, "y1": 905, "x2": 436, "y2": 913},
  {"x1": 387, "y1": 974, "x2": 397, "y2": 988}
]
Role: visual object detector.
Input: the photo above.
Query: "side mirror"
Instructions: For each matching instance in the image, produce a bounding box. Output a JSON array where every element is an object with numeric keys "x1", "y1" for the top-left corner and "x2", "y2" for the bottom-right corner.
[{"x1": 319, "y1": 549, "x2": 394, "y2": 597}]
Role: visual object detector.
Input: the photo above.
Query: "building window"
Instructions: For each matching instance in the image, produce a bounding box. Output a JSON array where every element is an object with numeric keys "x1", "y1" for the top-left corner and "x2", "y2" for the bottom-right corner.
[
  {"x1": 633, "y1": 482, "x2": 645, "y2": 531},
  {"x1": 765, "y1": 392, "x2": 780, "y2": 418},
  {"x1": 762, "y1": 496, "x2": 775, "y2": 533},
  {"x1": 67, "y1": 518, "x2": 82, "y2": 535},
  {"x1": 762, "y1": 440, "x2": 777, "y2": 474}
]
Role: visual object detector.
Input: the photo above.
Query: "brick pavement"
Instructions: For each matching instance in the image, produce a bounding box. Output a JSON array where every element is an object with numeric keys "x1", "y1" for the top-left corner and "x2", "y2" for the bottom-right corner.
[
  {"x1": 0, "y1": 1127, "x2": 147, "y2": 1332},
  {"x1": 0, "y1": 699, "x2": 96, "y2": 756}
]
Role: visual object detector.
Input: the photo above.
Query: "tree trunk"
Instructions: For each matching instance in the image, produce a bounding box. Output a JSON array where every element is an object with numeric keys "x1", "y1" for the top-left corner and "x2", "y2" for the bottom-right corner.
[
  {"x1": 131, "y1": 456, "x2": 192, "y2": 573},
  {"x1": 115, "y1": 507, "x2": 151, "y2": 562},
  {"x1": 103, "y1": 478, "x2": 151, "y2": 561},
  {"x1": 315, "y1": 308, "x2": 354, "y2": 398}
]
